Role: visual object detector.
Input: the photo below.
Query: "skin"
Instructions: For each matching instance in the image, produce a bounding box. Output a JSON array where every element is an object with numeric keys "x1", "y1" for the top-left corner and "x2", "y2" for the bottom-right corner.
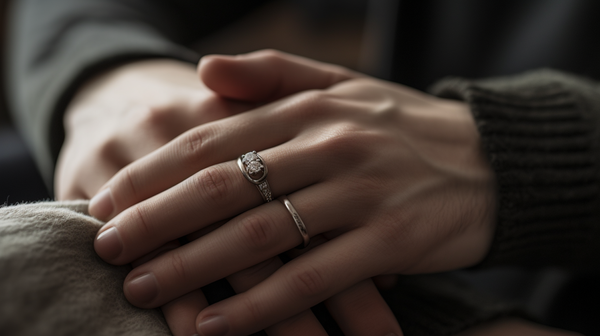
[
  {"x1": 58, "y1": 52, "x2": 402, "y2": 336},
  {"x1": 62, "y1": 49, "x2": 578, "y2": 336},
  {"x1": 91, "y1": 50, "x2": 498, "y2": 335}
]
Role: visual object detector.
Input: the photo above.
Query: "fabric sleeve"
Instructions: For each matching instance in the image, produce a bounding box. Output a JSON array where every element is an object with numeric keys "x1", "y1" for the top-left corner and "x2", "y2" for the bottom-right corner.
[
  {"x1": 5, "y1": 0, "x2": 269, "y2": 191},
  {"x1": 430, "y1": 69, "x2": 600, "y2": 272}
]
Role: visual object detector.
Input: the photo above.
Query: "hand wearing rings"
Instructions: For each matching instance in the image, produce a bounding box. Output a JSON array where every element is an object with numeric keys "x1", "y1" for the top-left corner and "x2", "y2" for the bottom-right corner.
[
  {"x1": 238, "y1": 151, "x2": 273, "y2": 202},
  {"x1": 90, "y1": 50, "x2": 492, "y2": 336}
]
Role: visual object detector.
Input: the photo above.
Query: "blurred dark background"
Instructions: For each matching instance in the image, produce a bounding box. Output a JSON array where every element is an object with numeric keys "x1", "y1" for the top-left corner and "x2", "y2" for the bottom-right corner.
[
  {"x1": 0, "y1": 0, "x2": 51, "y2": 204},
  {"x1": 0, "y1": 0, "x2": 598, "y2": 334}
]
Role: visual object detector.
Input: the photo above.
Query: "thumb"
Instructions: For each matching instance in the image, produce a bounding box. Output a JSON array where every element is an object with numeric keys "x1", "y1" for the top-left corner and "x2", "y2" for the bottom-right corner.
[{"x1": 198, "y1": 49, "x2": 361, "y2": 102}]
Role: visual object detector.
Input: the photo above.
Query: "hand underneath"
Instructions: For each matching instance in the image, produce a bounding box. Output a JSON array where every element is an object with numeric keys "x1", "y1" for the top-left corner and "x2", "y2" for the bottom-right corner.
[
  {"x1": 89, "y1": 50, "x2": 496, "y2": 335},
  {"x1": 56, "y1": 59, "x2": 254, "y2": 200}
]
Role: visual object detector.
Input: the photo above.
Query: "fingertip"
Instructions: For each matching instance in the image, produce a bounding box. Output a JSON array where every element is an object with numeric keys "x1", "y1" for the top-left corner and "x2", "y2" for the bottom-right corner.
[
  {"x1": 125, "y1": 272, "x2": 159, "y2": 307},
  {"x1": 196, "y1": 315, "x2": 230, "y2": 336},
  {"x1": 199, "y1": 53, "x2": 275, "y2": 102},
  {"x1": 95, "y1": 226, "x2": 123, "y2": 261},
  {"x1": 163, "y1": 290, "x2": 208, "y2": 336},
  {"x1": 89, "y1": 188, "x2": 114, "y2": 220}
]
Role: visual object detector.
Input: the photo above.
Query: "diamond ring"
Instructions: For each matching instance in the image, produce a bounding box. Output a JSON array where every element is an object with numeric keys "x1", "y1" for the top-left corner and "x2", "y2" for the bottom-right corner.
[{"x1": 237, "y1": 151, "x2": 273, "y2": 202}]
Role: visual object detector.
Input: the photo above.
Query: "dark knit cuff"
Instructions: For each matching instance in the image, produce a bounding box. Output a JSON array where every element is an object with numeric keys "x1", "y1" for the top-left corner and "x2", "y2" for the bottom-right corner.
[
  {"x1": 430, "y1": 69, "x2": 600, "y2": 271},
  {"x1": 382, "y1": 273, "x2": 525, "y2": 336}
]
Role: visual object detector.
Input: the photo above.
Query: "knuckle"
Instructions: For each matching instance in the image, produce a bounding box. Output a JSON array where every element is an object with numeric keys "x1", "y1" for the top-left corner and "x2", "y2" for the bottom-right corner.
[
  {"x1": 314, "y1": 124, "x2": 369, "y2": 163},
  {"x1": 132, "y1": 206, "x2": 153, "y2": 236},
  {"x1": 194, "y1": 166, "x2": 231, "y2": 205},
  {"x1": 139, "y1": 106, "x2": 170, "y2": 129},
  {"x1": 277, "y1": 90, "x2": 332, "y2": 120},
  {"x1": 289, "y1": 264, "x2": 328, "y2": 298},
  {"x1": 169, "y1": 251, "x2": 188, "y2": 281},
  {"x1": 179, "y1": 127, "x2": 211, "y2": 169},
  {"x1": 96, "y1": 136, "x2": 120, "y2": 162},
  {"x1": 239, "y1": 214, "x2": 274, "y2": 251},
  {"x1": 120, "y1": 166, "x2": 140, "y2": 200},
  {"x1": 239, "y1": 294, "x2": 264, "y2": 323}
]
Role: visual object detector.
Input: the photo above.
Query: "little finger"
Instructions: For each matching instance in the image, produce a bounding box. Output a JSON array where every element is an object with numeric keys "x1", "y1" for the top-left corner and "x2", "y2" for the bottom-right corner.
[{"x1": 227, "y1": 257, "x2": 327, "y2": 336}]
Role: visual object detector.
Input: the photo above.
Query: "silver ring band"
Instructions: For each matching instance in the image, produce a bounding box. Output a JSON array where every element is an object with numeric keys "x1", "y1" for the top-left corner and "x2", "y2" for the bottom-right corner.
[
  {"x1": 238, "y1": 151, "x2": 273, "y2": 202},
  {"x1": 278, "y1": 195, "x2": 310, "y2": 248}
]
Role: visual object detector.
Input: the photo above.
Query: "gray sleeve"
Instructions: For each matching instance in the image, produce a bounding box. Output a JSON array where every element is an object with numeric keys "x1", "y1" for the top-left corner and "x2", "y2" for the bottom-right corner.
[
  {"x1": 6, "y1": 0, "x2": 199, "y2": 190},
  {"x1": 5, "y1": 0, "x2": 270, "y2": 191},
  {"x1": 431, "y1": 69, "x2": 600, "y2": 272}
]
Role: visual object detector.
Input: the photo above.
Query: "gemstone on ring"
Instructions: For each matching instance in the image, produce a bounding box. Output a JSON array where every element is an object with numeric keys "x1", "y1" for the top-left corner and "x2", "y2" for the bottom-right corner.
[
  {"x1": 242, "y1": 151, "x2": 259, "y2": 164},
  {"x1": 247, "y1": 161, "x2": 264, "y2": 175},
  {"x1": 238, "y1": 151, "x2": 272, "y2": 202}
]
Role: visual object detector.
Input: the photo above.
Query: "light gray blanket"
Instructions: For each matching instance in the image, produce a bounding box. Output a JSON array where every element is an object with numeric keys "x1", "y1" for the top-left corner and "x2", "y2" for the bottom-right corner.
[{"x1": 0, "y1": 201, "x2": 171, "y2": 336}]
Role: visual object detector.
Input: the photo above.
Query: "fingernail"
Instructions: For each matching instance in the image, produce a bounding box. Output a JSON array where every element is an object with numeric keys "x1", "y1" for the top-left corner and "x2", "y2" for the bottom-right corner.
[
  {"x1": 197, "y1": 316, "x2": 229, "y2": 336},
  {"x1": 127, "y1": 273, "x2": 159, "y2": 305},
  {"x1": 89, "y1": 188, "x2": 114, "y2": 220},
  {"x1": 95, "y1": 226, "x2": 123, "y2": 260}
]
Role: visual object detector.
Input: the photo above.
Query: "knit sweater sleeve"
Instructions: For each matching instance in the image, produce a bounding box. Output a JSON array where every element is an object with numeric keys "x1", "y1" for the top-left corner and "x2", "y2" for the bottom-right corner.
[{"x1": 430, "y1": 69, "x2": 600, "y2": 271}]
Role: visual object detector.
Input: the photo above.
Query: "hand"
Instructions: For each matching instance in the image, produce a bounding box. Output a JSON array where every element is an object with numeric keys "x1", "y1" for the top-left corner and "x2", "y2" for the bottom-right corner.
[
  {"x1": 73, "y1": 52, "x2": 401, "y2": 335},
  {"x1": 55, "y1": 58, "x2": 252, "y2": 200},
  {"x1": 90, "y1": 50, "x2": 494, "y2": 335}
]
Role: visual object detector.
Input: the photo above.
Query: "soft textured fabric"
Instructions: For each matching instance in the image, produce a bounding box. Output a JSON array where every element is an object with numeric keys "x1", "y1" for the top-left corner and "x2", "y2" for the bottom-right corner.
[{"x1": 0, "y1": 201, "x2": 170, "y2": 336}]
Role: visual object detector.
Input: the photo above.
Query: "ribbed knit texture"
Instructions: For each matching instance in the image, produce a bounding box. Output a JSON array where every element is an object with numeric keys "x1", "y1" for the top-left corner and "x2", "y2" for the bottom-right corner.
[{"x1": 431, "y1": 69, "x2": 600, "y2": 271}]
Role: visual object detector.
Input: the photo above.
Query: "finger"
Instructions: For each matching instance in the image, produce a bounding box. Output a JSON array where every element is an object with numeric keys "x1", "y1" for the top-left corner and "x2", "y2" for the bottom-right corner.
[
  {"x1": 162, "y1": 289, "x2": 208, "y2": 336},
  {"x1": 193, "y1": 230, "x2": 379, "y2": 336},
  {"x1": 198, "y1": 49, "x2": 360, "y2": 102},
  {"x1": 119, "y1": 183, "x2": 353, "y2": 307},
  {"x1": 226, "y1": 257, "x2": 327, "y2": 336},
  {"x1": 325, "y1": 280, "x2": 402, "y2": 336},
  {"x1": 129, "y1": 240, "x2": 210, "y2": 336},
  {"x1": 89, "y1": 58, "x2": 359, "y2": 222},
  {"x1": 93, "y1": 127, "x2": 353, "y2": 264},
  {"x1": 88, "y1": 93, "x2": 299, "y2": 221},
  {"x1": 287, "y1": 237, "x2": 402, "y2": 336}
]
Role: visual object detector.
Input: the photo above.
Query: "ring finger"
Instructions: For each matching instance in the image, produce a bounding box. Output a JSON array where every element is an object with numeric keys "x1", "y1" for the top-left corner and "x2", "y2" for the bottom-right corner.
[
  {"x1": 93, "y1": 133, "x2": 346, "y2": 265},
  {"x1": 121, "y1": 183, "x2": 354, "y2": 308}
]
